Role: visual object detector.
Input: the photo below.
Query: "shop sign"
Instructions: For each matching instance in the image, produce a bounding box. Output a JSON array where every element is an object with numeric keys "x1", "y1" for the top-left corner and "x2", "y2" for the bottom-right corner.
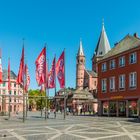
[{"x1": 110, "y1": 96, "x2": 123, "y2": 100}]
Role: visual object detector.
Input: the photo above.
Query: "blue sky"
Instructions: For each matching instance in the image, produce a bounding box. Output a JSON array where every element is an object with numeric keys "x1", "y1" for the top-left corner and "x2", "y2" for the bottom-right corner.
[{"x1": 0, "y1": 0, "x2": 140, "y2": 96}]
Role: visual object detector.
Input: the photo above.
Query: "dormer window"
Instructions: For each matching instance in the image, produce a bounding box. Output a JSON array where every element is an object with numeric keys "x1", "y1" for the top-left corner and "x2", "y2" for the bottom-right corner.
[{"x1": 99, "y1": 52, "x2": 102, "y2": 55}]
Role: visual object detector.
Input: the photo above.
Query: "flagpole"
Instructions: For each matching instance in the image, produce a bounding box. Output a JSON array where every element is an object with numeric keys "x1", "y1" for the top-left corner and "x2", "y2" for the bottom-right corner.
[
  {"x1": 64, "y1": 49, "x2": 66, "y2": 120},
  {"x1": 54, "y1": 54, "x2": 57, "y2": 118},
  {"x1": 25, "y1": 64, "x2": 27, "y2": 118},
  {"x1": 45, "y1": 45, "x2": 47, "y2": 120},
  {"x1": 46, "y1": 58, "x2": 49, "y2": 119},
  {"x1": 40, "y1": 88, "x2": 43, "y2": 117},
  {"x1": 23, "y1": 71, "x2": 25, "y2": 123},
  {"x1": 45, "y1": 86, "x2": 47, "y2": 120},
  {"x1": 8, "y1": 58, "x2": 10, "y2": 119},
  {"x1": 22, "y1": 40, "x2": 25, "y2": 123},
  {"x1": 26, "y1": 92, "x2": 28, "y2": 117}
]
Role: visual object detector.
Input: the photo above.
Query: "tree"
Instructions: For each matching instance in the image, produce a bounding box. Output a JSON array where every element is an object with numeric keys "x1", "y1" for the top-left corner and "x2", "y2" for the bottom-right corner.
[{"x1": 28, "y1": 89, "x2": 47, "y2": 111}]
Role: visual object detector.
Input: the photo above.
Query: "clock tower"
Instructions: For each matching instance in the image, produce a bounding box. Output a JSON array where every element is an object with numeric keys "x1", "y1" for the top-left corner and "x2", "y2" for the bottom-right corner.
[{"x1": 76, "y1": 39, "x2": 85, "y2": 90}]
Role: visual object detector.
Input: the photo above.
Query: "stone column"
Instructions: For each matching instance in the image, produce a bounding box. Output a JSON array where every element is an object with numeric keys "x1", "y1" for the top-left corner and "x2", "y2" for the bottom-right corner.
[
  {"x1": 116, "y1": 101, "x2": 119, "y2": 117},
  {"x1": 126, "y1": 100, "x2": 129, "y2": 117}
]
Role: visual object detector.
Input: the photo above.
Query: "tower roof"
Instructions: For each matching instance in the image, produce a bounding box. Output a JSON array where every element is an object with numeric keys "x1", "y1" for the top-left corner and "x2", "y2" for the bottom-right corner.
[
  {"x1": 94, "y1": 22, "x2": 111, "y2": 57},
  {"x1": 77, "y1": 39, "x2": 84, "y2": 56}
]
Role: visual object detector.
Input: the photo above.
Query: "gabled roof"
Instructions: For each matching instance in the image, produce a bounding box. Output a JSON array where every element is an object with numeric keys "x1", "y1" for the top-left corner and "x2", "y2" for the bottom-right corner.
[
  {"x1": 101, "y1": 34, "x2": 140, "y2": 60},
  {"x1": 93, "y1": 23, "x2": 111, "y2": 58},
  {"x1": 2, "y1": 69, "x2": 17, "y2": 81},
  {"x1": 85, "y1": 70, "x2": 97, "y2": 77},
  {"x1": 77, "y1": 39, "x2": 84, "y2": 56}
]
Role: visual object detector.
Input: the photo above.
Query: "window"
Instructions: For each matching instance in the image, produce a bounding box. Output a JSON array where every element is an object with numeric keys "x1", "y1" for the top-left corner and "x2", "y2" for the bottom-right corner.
[
  {"x1": 14, "y1": 83, "x2": 16, "y2": 87},
  {"x1": 110, "y1": 77, "x2": 115, "y2": 91},
  {"x1": 99, "y1": 52, "x2": 102, "y2": 55},
  {"x1": 110, "y1": 60, "x2": 115, "y2": 69},
  {"x1": 14, "y1": 91, "x2": 16, "y2": 95},
  {"x1": 119, "y1": 75, "x2": 125, "y2": 90},
  {"x1": 3, "y1": 90, "x2": 5, "y2": 94},
  {"x1": 94, "y1": 81, "x2": 96, "y2": 86},
  {"x1": 101, "y1": 63, "x2": 107, "y2": 72},
  {"x1": 119, "y1": 56, "x2": 125, "y2": 67},
  {"x1": 101, "y1": 79, "x2": 107, "y2": 93},
  {"x1": 129, "y1": 72, "x2": 137, "y2": 88},
  {"x1": 14, "y1": 105, "x2": 16, "y2": 112},
  {"x1": 129, "y1": 52, "x2": 137, "y2": 64},
  {"x1": 3, "y1": 82, "x2": 6, "y2": 87}
]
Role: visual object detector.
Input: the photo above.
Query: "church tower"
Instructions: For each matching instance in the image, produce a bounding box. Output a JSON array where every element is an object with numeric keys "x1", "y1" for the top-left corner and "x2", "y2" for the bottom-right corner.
[
  {"x1": 92, "y1": 21, "x2": 111, "y2": 72},
  {"x1": 76, "y1": 39, "x2": 85, "y2": 90}
]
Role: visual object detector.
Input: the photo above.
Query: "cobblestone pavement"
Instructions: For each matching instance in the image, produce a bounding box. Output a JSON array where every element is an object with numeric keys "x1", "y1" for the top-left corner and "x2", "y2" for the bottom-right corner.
[{"x1": 0, "y1": 112, "x2": 140, "y2": 140}]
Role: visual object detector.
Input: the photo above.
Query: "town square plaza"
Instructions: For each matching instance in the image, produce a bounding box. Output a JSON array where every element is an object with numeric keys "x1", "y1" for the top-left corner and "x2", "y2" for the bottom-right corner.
[{"x1": 0, "y1": 112, "x2": 140, "y2": 140}]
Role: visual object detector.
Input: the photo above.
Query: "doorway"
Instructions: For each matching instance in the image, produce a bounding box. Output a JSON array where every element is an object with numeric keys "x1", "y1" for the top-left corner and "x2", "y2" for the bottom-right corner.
[{"x1": 119, "y1": 101, "x2": 126, "y2": 116}]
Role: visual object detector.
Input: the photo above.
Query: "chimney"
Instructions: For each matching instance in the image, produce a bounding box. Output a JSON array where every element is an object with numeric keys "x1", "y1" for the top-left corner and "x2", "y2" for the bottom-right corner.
[{"x1": 134, "y1": 33, "x2": 138, "y2": 38}]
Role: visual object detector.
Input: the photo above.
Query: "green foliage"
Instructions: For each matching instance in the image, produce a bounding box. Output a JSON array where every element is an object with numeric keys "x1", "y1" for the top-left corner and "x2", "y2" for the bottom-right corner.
[{"x1": 28, "y1": 89, "x2": 48, "y2": 110}]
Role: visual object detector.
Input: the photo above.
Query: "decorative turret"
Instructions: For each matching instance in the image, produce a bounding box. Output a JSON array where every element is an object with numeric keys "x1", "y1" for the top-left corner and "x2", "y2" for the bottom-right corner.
[
  {"x1": 92, "y1": 21, "x2": 111, "y2": 72},
  {"x1": 76, "y1": 39, "x2": 85, "y2": 90}
]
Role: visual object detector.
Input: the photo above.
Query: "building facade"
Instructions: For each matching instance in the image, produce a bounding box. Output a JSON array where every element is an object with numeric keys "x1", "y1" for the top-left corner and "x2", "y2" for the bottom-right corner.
[
  {"x1": 76, "y1": 40, "x2": 98, "y2": 92},
  {"x1": 0, "y1": 70, "x2": 23, "y2": 114},
  {"x1": 98, "y1": 34, "x2": 140, "y2": 117},
  {"x1": 75, "y1": 22, "x2": 111, "y2": 114}
]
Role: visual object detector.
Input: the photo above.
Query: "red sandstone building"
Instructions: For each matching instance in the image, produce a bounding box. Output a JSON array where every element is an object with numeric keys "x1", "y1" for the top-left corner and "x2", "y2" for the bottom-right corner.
[{"x1": 98, "y1": 34, "x2": 140, "y2": 117}]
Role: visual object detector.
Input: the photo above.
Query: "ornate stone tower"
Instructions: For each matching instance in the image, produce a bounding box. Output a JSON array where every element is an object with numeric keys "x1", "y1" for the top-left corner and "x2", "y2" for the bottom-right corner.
[
  {"x1": 92, "y1": 21, "x2": 111, "y2": 72},
  {"x1": 76, "y1": 39, "x2": 85, "y2": 90}
]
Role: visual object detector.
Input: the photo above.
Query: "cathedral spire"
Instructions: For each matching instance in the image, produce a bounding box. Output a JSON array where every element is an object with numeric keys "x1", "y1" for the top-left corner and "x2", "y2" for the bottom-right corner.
[
  {"x1": 94, "y1": 20, "x2": 111, "y2": 57},
  {"x1": 78, "y1": 38, "x2": 84, "y2": 56}
]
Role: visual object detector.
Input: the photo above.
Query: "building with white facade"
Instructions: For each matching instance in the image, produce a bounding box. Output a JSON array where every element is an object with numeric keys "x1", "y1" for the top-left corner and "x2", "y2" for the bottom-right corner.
[{"x1": 0, "y1": 70, "x2": 23, "y2": 114}]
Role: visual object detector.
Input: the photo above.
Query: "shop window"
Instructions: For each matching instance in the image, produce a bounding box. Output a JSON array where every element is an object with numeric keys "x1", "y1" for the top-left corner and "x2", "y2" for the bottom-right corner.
[
  {"x1": 129, "y1": 101, "x2": 137, "y2": 117},
  {"x1": 103, "y1": 102, "x2": 108, "y2": 114},
  {"x1": 109, "y1": 102, "x2": 116, "y2": 114}
]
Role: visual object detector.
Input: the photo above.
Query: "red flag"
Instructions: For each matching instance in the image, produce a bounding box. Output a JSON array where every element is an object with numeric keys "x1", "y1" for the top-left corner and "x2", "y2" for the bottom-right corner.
[
  {"x1": 35, "y1": 47, "x2": 46, "y2": 86},
  {"x1": 48, "y1": 57, "x2": 56, "y2": 89},
  {"x1": 17, "y1": 47, "x2": 24, "y2": 84},
  {"x1": 25, "y1": 64, "x2": 30, "y2": 92},
  {"x1": 56, "y1": 51, "x2": 65, "y2": 88},
  {"x1": 8, "y1": 58, "x2": 11, "y2": 90}
]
